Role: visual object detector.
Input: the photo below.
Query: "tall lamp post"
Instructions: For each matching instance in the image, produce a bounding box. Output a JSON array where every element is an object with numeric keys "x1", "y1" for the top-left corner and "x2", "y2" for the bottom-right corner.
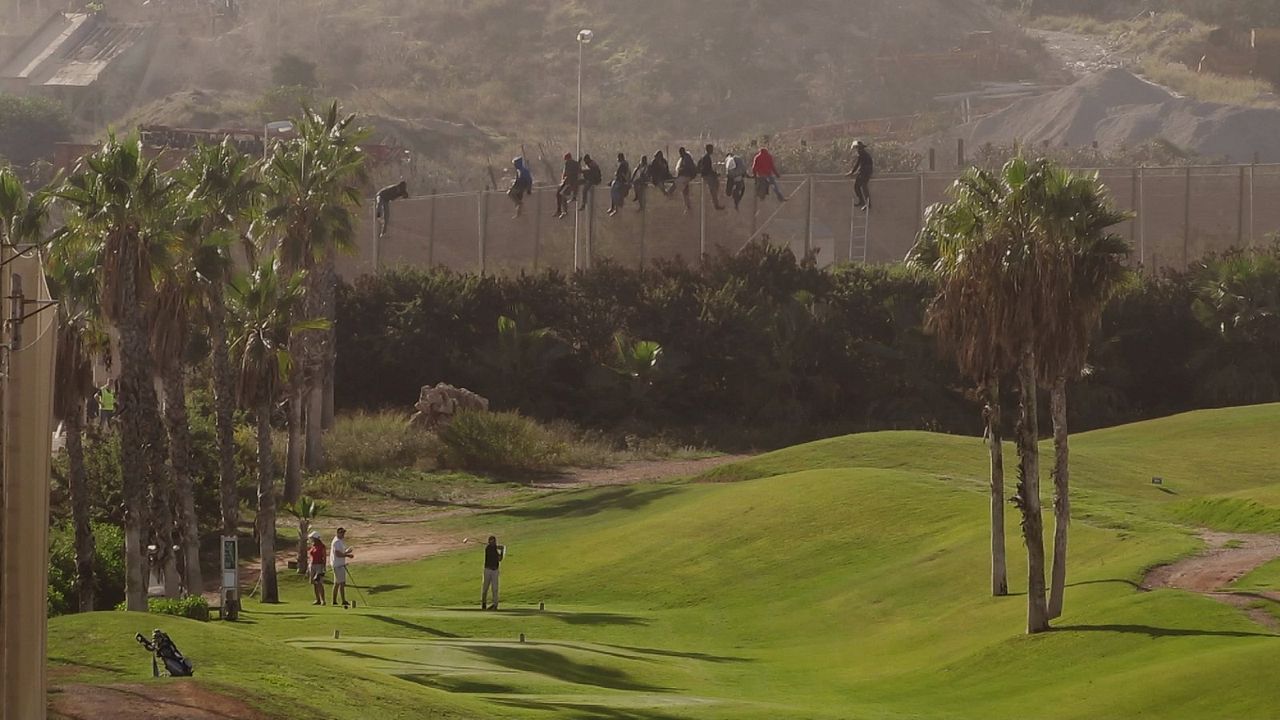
[{"x1": 574, "y1": 28, "x2": 593, "y2": 270}]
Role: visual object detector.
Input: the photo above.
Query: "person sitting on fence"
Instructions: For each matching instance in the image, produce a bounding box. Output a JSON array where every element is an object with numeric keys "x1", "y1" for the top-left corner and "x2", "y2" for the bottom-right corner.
[
  {"x1": 725, "y1": 151, "x2": 748, "y2": 210},
  {"x1": 609, "y1": 153, "x2": 631, "y2": 216},
  {"x1": 650, "y1": 150, "x2": 674, "y2": 196},
  {"x1": 674, "y1": 147, "x2": 698, "y2": 214},
  {"x1": 847, "y1": 140, "x2": 874, "y2": 211},
  {"x1": 375, "y1": 181, "x2": 409, "y2": 238},
  {"x1": 699, "y1": 143, "x2": 726, "y2": 211},
  {"x1": 507, "y1": 156, "x2": 533, "y2": 218},
  {"x1": 580, "y1": 154, "x2": 603, "y2": 211},
  {"x1": 751, "y1": 147, "x2": 786, "y2": 203},
  {"x1": 555, "y1": 153, "x2": 581, "y2": 219},
  {"x1": 631, "y1": 155, "x2": 651, "y2": 211}
]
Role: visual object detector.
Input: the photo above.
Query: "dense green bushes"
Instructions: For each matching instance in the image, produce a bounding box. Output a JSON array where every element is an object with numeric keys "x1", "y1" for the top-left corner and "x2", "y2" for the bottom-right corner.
[
  {"x1": 336, "y1": 243, "x2": 1280, "y2": 446},
  {"x1": 49, "y1": 522, "x2": 125, "y2": 615}
]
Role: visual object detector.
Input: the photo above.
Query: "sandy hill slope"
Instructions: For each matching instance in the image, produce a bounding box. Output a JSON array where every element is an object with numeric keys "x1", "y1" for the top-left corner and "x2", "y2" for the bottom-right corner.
[{"x1": 938, "y1": 68, "x2": 1280, "y2": 162}]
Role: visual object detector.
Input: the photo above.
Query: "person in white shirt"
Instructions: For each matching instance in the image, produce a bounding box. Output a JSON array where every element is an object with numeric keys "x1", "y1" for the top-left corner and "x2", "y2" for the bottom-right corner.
[{"x1": 330, "y1": 527, "x2": 354, "y2": 608}]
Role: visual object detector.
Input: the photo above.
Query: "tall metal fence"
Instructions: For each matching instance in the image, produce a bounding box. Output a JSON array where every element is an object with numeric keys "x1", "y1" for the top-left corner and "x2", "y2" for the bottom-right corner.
[{"x1": 336, "y1": 163, "x2": 1280, "y2": 278}]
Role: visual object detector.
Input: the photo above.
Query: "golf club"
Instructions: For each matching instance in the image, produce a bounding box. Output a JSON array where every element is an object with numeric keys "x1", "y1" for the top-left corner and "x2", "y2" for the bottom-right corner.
[{"x1": 342, "y1": 565, "x2": 372, "y2": 608}]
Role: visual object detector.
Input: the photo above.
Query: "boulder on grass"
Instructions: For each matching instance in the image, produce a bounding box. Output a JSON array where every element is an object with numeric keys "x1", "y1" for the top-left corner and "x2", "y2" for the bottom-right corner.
[{"x1": 409, "y1": 383, "x2": 489, "y2": 431}]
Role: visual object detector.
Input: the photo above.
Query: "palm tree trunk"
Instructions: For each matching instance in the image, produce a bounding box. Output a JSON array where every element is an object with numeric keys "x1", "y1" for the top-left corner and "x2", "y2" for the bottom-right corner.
[
  {"x1": 985, "y1": 379, "x2": 1008, "y2": 597},
  {"x1": 66, "y1": 404, "x2": 95, "y2": 612},
  {"x1": 150, "y1": 455, "x2": 181, "y2": 599},
  {"x1": 257, "y1": 399, "x2": 279, "y2": 603},
  {"x1": 1048, "y1": 375, "x2": 1070, "y2": 620},
  {"x1": 297, "y1": 518, "x2": 309, "y2": 575},
  {"x1": 305, "y1": 385, "x2": 324, "y2": 471},
  {"x1": 284, "y1": 380, "x2": 304, "y2": 503},
  {"x1": 117, "y1": 277, "x2": 163, "y2": 610},
  {"x1": 207, "y1": 284, "x2": 240, "y2": 540},
  {"x1": 163, "y1": 364, "x2": 203, "y2": 598},
  {"x1": 1016, "y1": 347, "x2": 1050, "y2": 634}
]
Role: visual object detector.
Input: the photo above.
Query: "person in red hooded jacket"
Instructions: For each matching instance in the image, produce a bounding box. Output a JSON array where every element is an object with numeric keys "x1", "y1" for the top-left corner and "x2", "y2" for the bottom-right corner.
[{"x1": 751, "y1": 147, "x2": 786, "y2": 202}]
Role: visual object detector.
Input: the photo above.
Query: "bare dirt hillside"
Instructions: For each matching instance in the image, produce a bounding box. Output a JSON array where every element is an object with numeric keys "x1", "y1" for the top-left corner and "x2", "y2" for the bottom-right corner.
[
  {"x1": 113, "y1": 2, "x2": 1042, "y2": 159},
  {"x1": 937, "y1": 68, "x2": 1280, "y2": 162}
]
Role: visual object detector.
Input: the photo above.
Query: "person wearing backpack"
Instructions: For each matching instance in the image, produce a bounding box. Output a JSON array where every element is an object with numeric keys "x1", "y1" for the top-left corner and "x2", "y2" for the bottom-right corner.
[
  {"x1": 507, "y1": 156, "x2": 533, "y2": 218},
  {"x1": 674, "y1": 147, "x2": 698, "y2": 213},
  {"x1": 580, "y1": 154, "x2": 603, "y2": 211},
  {"x1": 631, "y1": 155, "x2": 651, "y2": 211},
  {"x1": 724, "y1": 151, "x2": 748, "y2": 210},
  {"x1": 698, "y1": 143, "x2": 726, "y2": 211},
  {"x1": 608, "y1": 153, "x2": 631, "y2": 216},
  {"x1": 555, "y1": 153, "x2": 581, "y2": 219}
]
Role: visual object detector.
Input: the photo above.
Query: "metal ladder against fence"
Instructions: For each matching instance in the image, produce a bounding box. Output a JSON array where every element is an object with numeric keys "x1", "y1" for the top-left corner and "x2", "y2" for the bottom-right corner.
[{"x1": 849, "y1": 201, "x2": 871, "y2": 264}]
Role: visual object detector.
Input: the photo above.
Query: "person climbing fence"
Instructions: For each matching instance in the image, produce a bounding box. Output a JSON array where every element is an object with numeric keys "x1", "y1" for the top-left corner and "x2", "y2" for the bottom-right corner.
[
  {"x1": 580, "y1": 154, "x2": 603, "y2": 211},
  {"x1": 609, "y1": 153, "x2": 631, "y2": 216},
  {"x1": 847, "y1": 140, "x2": 874, "y2": 211},
  {"x1": 699, "y1": 143, "x2": 726, "y2": 211},
  {"x1": 508, "y1": 156, "x2": 533, "y2": 218},
  {"x1": 751, "y1": 147, "x2": 786, "y2": 203},
  {"x1": 631, "y1": 155, "x2": 651, "y2": 211},
  {"x1": 375, "y1": 180, "x2": 408, "y2": 237},
  {"x1": 555, "y1": 153, "x2": 581, "y2": 219}
]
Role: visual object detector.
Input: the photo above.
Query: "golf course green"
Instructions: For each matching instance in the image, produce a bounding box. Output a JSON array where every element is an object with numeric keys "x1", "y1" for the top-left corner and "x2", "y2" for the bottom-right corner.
[{"x1": 50, "y1": 404, "x2": 1280, "y2": 719}]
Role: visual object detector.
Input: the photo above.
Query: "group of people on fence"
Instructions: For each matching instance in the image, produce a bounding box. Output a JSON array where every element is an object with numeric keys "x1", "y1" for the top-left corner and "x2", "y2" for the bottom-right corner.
[
  {"x1": 520, "y1": 143, "x2": 793, "y2": 220},
  {"x1": 374, "y1": 141, "x2": 874, "y2": 235}
]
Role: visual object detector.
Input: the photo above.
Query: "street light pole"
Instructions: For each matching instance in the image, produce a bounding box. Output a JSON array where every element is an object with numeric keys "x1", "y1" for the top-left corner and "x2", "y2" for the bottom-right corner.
[{"x1": 574, "y1": 29, "x2": 592, "y2": 270}]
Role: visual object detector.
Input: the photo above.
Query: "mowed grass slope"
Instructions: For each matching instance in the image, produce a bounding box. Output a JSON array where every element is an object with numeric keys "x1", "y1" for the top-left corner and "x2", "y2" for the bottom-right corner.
[{"x1": 51, "y1": 404, "x2": 1280, "y2": 719}]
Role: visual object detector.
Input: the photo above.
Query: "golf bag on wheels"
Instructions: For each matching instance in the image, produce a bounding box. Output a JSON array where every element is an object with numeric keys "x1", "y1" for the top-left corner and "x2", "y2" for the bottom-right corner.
[{"x1": 135, "y1": 629, "x2": 194, "y2": 677}]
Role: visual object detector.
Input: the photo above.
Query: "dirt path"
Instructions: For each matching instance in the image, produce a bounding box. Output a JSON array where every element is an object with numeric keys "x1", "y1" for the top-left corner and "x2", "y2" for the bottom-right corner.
[
  {"x1": 1142, "y1": 531, "x2": 1280, "y2": 630},
  {"x1": 1026, "y1": 28, "x2": 1131, "y2": 78},
  {"x1": 50, "y1": 682, "x2": 268, "y2": 720}
]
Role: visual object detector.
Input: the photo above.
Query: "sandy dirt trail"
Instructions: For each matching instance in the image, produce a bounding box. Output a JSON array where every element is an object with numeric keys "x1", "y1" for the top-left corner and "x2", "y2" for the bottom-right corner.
[{"x1": 1142, "y1": 531, "x2": 1280, "y2": 630}]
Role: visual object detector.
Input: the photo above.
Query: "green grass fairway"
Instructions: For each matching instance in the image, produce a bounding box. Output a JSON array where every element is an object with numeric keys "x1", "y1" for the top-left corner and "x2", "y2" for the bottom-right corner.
[{"x1": 51, "y1": 404, "x2": 1280, "y2": 719}]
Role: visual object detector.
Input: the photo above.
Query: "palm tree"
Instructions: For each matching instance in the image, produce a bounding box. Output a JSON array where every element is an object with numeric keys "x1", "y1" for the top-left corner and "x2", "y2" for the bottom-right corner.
[
  {"x1": 1032, "y1": 166, "x2": 1131, "y2": 620},
  {"x1": 177, "y1": 141, "x2": 262, "y2": 543},
  {"x1": 910, "y1": 167, "x2": 1015, "y2": 598},
  {"x1": 261, "y1": 103, "x2": 368, "y2": 500},
  {"x1": 150, "y1": 208, "x2": 232, "y2": 599},
  {"x1": 46, "y1": 219, "x2": 104, "y2": 612},
  {"x1": 285, "y1": 495, "x2": 328, "y2": 575},
  {"x1": 56, "y1": 135, "x2": 179, "y2": 611},
  {"x1": 911, "y1": 158, "x2": 1057, "y2": 633},
  {"x1": 227, "y1": 255, "x2": 323, "y2": 603}
]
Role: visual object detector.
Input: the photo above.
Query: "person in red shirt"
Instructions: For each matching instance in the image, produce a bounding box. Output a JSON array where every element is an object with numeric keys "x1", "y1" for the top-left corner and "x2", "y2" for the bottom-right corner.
[
  {"x1": 751, "y1": 147, "x2": 787, "y2": 202},
  {"x1": 307, "y1": 531, "x2": 327, "y2": 606}
]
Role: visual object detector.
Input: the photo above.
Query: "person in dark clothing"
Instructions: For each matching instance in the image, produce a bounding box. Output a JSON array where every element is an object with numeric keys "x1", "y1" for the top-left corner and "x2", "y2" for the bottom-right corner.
[
  {"x1": 674, "y1": 147, "x2": 698, "y2": 213},
  {"x1": 608, "y1": 153, "x2": 631, "y2": 216},
  {"x1": 631, "y1": 155, "x2": 651, "y2": 211},
  {"x1": 555, "y1": 153, "x2": 581, "y2": 219},
  {"x1": 580, "y1": 154, "x2": 603, "y2": 211},
  {"x1": 724, "y1": 152, "x2": 748, "y2": 210},
  {"x1": 847, "y1": 140, "x2": 874, "y2": 211},
  {"x1": 507, "y1": 156, "x2": 533, "y2": 218},
  {"x1": 698, "y1": 143, "x2": 726, "y2": 211},
  {"x1": 375, "y1": 180, "x2": 408, "y2": 237},
  {"x1": 649, "y1": 150, "x2": 674, "y2": 196},
  {"x1": 481, "y1": 535, "x2": 505, "y2": 610}
]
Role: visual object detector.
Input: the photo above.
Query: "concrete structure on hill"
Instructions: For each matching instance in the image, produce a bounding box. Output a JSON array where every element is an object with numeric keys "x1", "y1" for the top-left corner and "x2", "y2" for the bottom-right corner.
[{"x1": 0, "y1": 11, "x2": 156, "y2": 123}]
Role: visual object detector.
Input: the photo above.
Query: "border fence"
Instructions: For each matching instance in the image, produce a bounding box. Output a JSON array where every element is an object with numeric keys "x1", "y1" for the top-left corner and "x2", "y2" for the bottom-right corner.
[{"x1": 336, "y1": 163, "x2": 1280, "y2": 278}]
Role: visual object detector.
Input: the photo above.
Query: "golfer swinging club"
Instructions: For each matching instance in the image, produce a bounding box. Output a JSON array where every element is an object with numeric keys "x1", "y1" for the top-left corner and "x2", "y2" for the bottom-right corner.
[
  {"x1": 481, "y1": 536, "x2": 505, "y2": 610},
  {"x1": 330, "y1": 527, "x2": 354, "y2": 608}
]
